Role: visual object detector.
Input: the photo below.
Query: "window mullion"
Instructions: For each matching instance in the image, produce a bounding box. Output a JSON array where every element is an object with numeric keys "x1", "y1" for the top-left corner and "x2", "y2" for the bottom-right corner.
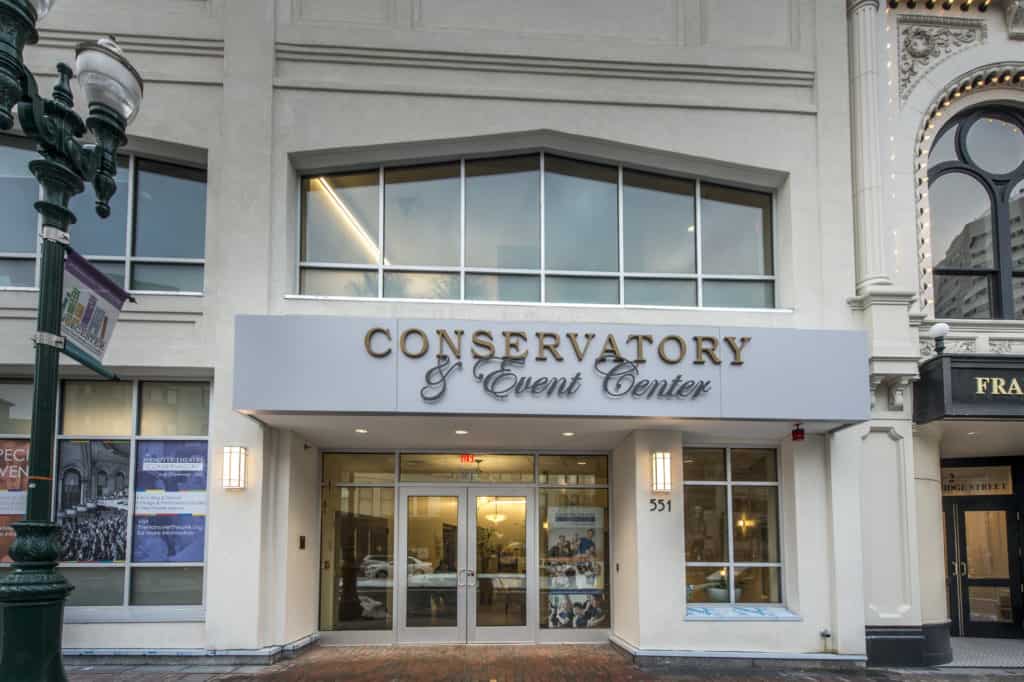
[
  {"x1": 125, "y1": 155, "x2": 137, "y2": 292},
  {"x1": 460, "y1": 159, "x2": 466, "y2": 301},
  {"x1": 540, "y1": 152, "x2": 546, "y2": 303},
  {"x1": 695, "y1": 177, "x2": 703, "y2": 307},
  {"x1": 122, "y1": 381, "x2": 140, "y2": 606},
  {"x1": 377, "y1": 167, "x2": 384, "y2": 298},
  {"x1": 993, "y1": 196, "x2": 1015, "y2": 318},
  {"x1": 725, "y1": 447, "x2": 735, "y2": 604},
  {"x1": 617, "y1": 165, "x2": 624, "y2": 306}
]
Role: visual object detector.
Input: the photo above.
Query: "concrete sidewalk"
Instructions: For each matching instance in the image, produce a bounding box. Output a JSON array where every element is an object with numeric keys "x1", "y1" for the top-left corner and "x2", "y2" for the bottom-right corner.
[{"x1": 66, "y1": 644, "x2": 1024, "y2": 681}]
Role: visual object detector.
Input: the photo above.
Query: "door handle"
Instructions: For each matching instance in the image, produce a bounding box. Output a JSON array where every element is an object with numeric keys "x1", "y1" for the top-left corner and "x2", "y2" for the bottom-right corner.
[
  {"x1": 457, "y1": 569, "x2": 466, "y2": 587},
  {"x1": 961, "y1": 561, "x2": 968, "y2": 578},
  {"x1": 467, "y1": 569, "x2": 476, "y2": 588},
  {"x1": 952, "y1": 560, "x2": 959, "y2": 577}
]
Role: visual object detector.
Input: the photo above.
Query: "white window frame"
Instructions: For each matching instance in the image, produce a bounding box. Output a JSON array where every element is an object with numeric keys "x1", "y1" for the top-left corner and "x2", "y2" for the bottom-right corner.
[
  {"x1": 682, "y1": 445, "x2": 784, "y2": 608},
  {"x1": 294, "y1": 151, "x2": 777, "y2": 310}
]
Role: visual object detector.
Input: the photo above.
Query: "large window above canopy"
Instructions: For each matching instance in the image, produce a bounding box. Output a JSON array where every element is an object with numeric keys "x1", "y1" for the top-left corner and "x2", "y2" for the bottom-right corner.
[
  {"x1": 299, "y1": 153, "x2": 775, "y2": 308},
  {"x1": 926, "y1": 106, "x2": 1024, "y2": 320}
]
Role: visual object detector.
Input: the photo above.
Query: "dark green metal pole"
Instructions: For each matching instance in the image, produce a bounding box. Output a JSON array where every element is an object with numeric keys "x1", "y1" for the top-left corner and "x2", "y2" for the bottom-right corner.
[{"x1": 0, "y1": 158, "x2": 82, "y2": 681}]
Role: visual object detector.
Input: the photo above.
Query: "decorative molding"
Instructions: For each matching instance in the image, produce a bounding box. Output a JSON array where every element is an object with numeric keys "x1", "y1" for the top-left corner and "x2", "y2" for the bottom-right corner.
[
  {"x1": 920, "y1": 338, "x2": 935, "y2": 357},
  {"x1": 274, "y1": 43, "x2": 814, "y2": 90},
  {"x1": 1008, "y1": 0, "x2": 1024, "y2": 40},
  {"x1": 988, "y1": 337, "x2": 1024, "y2": 353},
  {"x1": 888, "y1": 379, "x2": 909, "y2": 411},
  {"x1": 37, "y1": 29, "x2": 223, "y2": 59},
  {"x1": 898, "y1": 15, "x2": 986, "y2": 103}
]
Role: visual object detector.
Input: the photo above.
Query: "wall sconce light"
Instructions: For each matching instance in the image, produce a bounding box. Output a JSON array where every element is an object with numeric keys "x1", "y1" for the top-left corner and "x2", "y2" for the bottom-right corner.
[
  {"x1": 651, "y1": 451, "x2": 671, "y2": 493},
  {"x1": 222, "y1": 446, "x2": 247, "y2": 490}
]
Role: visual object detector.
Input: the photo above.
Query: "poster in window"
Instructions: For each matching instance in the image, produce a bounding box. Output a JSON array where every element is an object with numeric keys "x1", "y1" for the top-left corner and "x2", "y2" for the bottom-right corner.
[
  {"x1": 0, "y1": 439, "x2": 29, "y2": 562},
  {"x1": 132, "y1": 440, "x2": 207, "y2": 563},
  {"x1": 56, "y1": 439, "x2": 130, "y2": 562},
  {"x1": 541, "y1": 506, "x2": 605, "y2": 592}
]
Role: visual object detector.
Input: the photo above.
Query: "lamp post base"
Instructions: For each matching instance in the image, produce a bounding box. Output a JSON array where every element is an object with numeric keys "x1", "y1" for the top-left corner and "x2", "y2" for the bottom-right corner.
[{"x1": 0, "y1": 521, "x2": 73, "y2": 682}]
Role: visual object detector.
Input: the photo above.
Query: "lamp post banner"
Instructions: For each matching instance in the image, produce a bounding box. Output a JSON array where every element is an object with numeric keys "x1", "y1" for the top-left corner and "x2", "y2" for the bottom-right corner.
[{"x1": 61, "y1": 248, "x2": 131, "y2": 363}]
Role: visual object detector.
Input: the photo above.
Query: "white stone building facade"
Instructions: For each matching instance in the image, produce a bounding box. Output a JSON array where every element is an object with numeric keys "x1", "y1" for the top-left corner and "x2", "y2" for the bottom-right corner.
[{"x1": 0, "y1": 0, "x2": 1021, "y2": 668}]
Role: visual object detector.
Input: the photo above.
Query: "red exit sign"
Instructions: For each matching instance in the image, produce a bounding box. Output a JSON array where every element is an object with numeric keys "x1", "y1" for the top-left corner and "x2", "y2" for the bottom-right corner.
[{"x1": 460, "y1": 454, "x2": 475, "y2": 464}]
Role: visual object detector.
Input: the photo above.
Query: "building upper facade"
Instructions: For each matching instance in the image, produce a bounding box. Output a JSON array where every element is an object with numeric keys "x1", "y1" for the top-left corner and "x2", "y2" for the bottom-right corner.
[{"x1": 0, "y1": 0, "x2": 860, "y2": 381}]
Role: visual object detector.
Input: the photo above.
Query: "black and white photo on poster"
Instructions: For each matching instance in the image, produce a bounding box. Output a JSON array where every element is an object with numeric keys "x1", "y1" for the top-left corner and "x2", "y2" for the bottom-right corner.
[
  {"x1": 56, "y1": 439, "x2": 130, "y2": 562},
  {"x1": 545, "y1": 591, "x2": 607, "y2": 628}
]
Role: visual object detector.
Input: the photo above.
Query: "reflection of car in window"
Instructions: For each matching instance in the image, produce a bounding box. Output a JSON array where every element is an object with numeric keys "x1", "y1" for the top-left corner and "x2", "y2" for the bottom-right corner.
[{"x1": 359, "y1": 554, "x2": 434, "y2": 578}]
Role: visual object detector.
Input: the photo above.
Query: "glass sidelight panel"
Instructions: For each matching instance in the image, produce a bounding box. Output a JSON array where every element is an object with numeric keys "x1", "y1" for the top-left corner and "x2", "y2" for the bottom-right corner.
[
  {"x1": 964, "y1": 510, "x2": 1009, "y2": 579},
  {"x1": 475, "y1": 496, "x2": 527, "y2": 627},
  {"x1": 968, "y1": 586, "x2": 1013, "y2": 623},
  {"x1": 406, "y1": 495, "x2": 459, "y2": 627},
  {"x1": 319, "y1": 486, "x2": 395, "y2": 631}
]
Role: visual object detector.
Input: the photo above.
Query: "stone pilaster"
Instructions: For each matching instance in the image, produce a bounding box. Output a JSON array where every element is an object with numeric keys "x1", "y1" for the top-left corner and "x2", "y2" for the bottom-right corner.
[{"x1": 848, "y1": 0, "x2": 891, "y2": 293}]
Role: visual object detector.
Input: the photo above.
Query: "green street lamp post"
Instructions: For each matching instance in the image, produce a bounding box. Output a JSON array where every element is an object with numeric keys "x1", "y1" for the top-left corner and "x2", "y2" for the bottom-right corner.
[{"x1": 0, "y1": 1, "x2": 143, "y2": 680}]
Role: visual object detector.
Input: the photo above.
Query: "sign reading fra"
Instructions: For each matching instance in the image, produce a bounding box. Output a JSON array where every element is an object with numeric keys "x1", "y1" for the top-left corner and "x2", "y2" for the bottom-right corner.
[{"x1": 364, "y1": 326, "x2": 751, "y2": 404}]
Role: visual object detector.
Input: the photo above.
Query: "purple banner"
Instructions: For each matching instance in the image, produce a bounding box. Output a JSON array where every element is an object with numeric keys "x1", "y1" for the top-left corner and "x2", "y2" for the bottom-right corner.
[
  {"x1": 131, "y1": 441, "x2": 207, "y2": 563},
  {"x1": 62, "y1": 248, "x2": 132, "y2": 363}
]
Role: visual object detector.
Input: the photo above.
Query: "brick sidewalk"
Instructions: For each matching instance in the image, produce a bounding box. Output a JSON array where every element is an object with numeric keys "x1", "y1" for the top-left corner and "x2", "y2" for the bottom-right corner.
[{"x1": 66, "y1": 644, "x2": 1024, "y2": 682}]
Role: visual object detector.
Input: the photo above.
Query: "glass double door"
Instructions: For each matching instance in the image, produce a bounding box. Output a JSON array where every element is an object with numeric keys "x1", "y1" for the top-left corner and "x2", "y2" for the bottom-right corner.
[
  {"x1": 397, "y1": 487, "x2": 537, "y2": 643},
  {"x1": 945, "y1": 500, "x2": 1023, "y2": 637}
]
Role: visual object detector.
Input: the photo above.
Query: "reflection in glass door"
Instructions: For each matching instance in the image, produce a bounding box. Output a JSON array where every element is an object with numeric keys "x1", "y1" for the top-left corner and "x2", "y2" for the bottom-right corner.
[
  {"x1": 398, "y1": 489, "x2": 466, "y2": 643},
  {"x1": 397, "y1": 487, "x2": 536, "y2": 643},
  {"x1": 945, "y1": 500, "x2": 1022, "y2": 638},
  {"x1": 469, "y1": 490, "x2": 536, "y2": 643}
]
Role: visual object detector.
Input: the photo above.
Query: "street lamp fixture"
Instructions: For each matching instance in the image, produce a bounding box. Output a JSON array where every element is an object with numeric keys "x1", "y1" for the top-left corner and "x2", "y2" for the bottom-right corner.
[{"x1": 0, "y1": 2, "x2": 143, "y2": 680}]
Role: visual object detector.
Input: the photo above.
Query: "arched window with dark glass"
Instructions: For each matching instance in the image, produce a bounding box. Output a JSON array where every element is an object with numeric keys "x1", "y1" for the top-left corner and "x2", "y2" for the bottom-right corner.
[
  {"x1": 61, "y1": 469, "x2": 82, "y2": 510},
  {"x1": 928, "y1": 106, "x2": 1024, "y2": 319}
]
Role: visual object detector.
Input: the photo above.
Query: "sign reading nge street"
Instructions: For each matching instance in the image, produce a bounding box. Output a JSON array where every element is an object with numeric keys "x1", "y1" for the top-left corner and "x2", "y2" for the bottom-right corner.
[{"x1": 233, "y1": 316, "x2": 869, "y2": 421}]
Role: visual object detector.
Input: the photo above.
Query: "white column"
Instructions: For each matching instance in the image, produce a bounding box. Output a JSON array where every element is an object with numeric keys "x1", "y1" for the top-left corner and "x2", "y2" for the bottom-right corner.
[
  {"x1": 827, "y1": 427, "x2": 867, "y2": 655},
  {"x1": 848, "y1": 0, "x2": 892, "y2": 292}
]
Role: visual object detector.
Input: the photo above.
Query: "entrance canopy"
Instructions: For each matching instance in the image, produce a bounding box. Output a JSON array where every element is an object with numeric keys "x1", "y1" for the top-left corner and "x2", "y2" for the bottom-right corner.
[{"x1": 234, "y1": 315, "x2": 870, "y2": 425}]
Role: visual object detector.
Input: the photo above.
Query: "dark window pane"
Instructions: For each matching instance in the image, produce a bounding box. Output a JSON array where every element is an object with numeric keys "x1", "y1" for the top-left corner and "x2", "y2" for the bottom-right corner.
[
  {"x1": 321, "y1": 486, "x2": 395, "y2": 631},
  {"x1": 400, "y1": 454, "x2": 534, "y2": 483},
  {"x1": 545, "y1": 276, "x2": 618, "y2": 304},
  {"x1": 700, "y1": 183, "x2": 773, "y2": 275},
  {"x1": 929, "y1": 123, "x2": 959, "y2": 170},
  {"x1": 703, "y1": 280, "x2": 774, "y2": 308},
  {"x1": 130, "y1": 567, "x2": 203, "y2": 605},
  {"x1": 686, "y1": 566, "x2": 730, "y2": 604},
  {"x1": 965, "y1": 116, "x2": 1024, "y2": 175},
  {"x1": 466, "y1": 156, "x2": 540, "y2": 269},
  {"x1": 1014, "y1": 278, "x2": 1024, "y2": 321},
  {"x1": 538, "y1": 455, "x2": 608, "y2": 485},
  {"x1": 71, "y1": 157, "x2": 128, "y2": 257},
  {"x1": 933, "y1": 274, "x2": 993, "y2": 319},
  {"x1": 624, "y1": 278, "x2": 696, "y2": 306},
  {"x1": 59, "y1": 567, "x2": 125, "y2": 606},
  {"x1": 544, "y1": 156, "x2": 618, "y2": 272},
  {"x1": 0, "y1": 381, "x2": 32, "y2": 434},
  {"x1": 683, "y1": 448, "x2": 726, "y2": 481},
  {"x1": 130, "y1": 263, "x2": 204, "y2": 292},
  {"x1": 735, "y1": 566, "x2": 781, "y2": 604},
  {"x1": 465, "y1": 273, "x2": 539, "y2": 302},
  {"x1": 0, "y1": 258, "x2": 34, "y2": 287},
  {"x1": 302, "y1": 173, "x2": 380, "y2": 265},
  {"x1": 383, "y1": 271, "x2": 458, "y2": 300},
  {"x1": 0, "y1": 137, "x2": 39, "y2": 253},
  {"x1": 1011, "y1": 179, "x2": 1024, "y2": 269},
  {"x1": 323, "y1": 453, "x2": 395, "y2": 484},
  {"x1": 300, "y1": 268, "x2": 377, "y2": 297},
  {"x1": 133, "y1": 160, "x2": 206, "y2": 259},
  {"x1": 90, "y1": 261, "x2": 124, "y2": 288},
  {"x1": 731, "y1": 449, "x2": 778, "y2": 482},
  {"x1": 929, "y1": 172, "x2": 994, "y2": 269},
  {"x1": 732, "y1": 486, "x2": 780, "y2": 563},
  {"x1": 56, "y1": 439, "x2": 130, "y2": 562},
  {"x1": 623, "y1": 170, "x2": 695, "y2": 273},
  {"x1": 684, "y1": 485, "x2": 727, "y2": 563},
  {"x1": 539, "y1": 488, "x2": 608, "y2": 629},
  {"x1": 384, "y1": 163, "x2": 459, "y2": 267}
]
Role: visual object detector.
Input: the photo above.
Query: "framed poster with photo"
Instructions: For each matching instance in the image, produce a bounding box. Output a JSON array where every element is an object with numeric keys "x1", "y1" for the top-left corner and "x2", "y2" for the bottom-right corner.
[
  {"x1": 541, "y1": 506, "x2": 605, "y2": 591},
  {"x1": 56, "y1": 439, "x2": 131, "y2": 563},
  {"x1": 132, "y1": 440, "x2": 208, "y2": 563}
]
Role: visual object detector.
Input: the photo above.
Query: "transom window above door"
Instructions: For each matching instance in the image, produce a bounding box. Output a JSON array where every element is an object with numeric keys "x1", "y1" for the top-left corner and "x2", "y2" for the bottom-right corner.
[
  {"x1": 925, "y1": 106, "x2": 1024, "y2": 320},
  {"x1": 298, "y1": 153, "x2": 775, "y2": 309}
]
